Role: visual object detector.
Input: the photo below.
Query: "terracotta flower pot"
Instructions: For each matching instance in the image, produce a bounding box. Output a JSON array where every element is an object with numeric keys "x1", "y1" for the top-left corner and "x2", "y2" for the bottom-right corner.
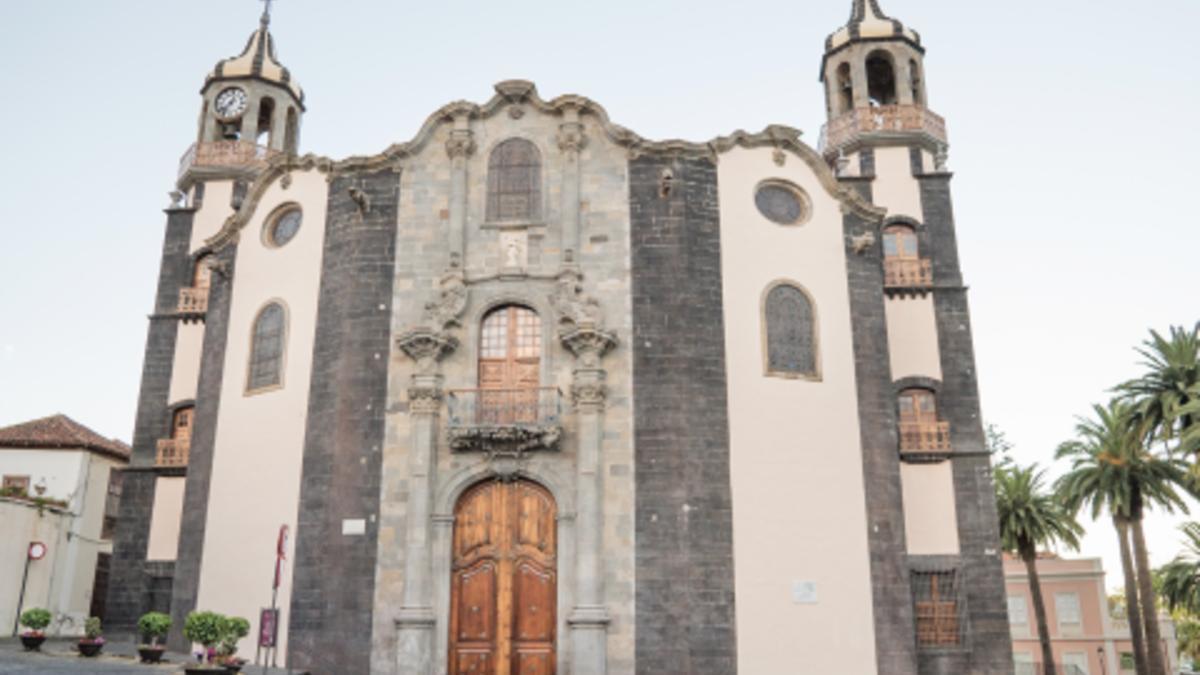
[{"x1": 138, "y1": 645, "x2": 166, "y2": 663}]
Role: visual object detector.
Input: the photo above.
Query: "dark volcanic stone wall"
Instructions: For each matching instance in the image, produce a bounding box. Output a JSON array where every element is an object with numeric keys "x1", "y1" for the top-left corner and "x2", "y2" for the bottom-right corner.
[
  {"x1": 107, "y1": 206, "x2": 194, "y2": 633},
  {"x1": 628, "y1": 155, "x2": 738, "y2": 674},
  {"x1": 168, "y1": 242, "x2": 238, "y2": 650},
  {"x1": 287, "y1": 168, "x2": 399, "y2": 674}
]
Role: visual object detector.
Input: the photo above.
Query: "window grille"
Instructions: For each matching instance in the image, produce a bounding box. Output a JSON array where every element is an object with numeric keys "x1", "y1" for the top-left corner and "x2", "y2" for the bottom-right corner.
[
  {"x1": 912, "y1": 569, "x2": 962, "y2": 648},
  {"x1": 248, "y1": 303, "x2": 286, "y2": 391},
  {"x1": 486, "y1": 139, "x2": 541, "y2": 222},
  {"x1": 764, "y1": 284, "x2": 817, "y2": 376}
]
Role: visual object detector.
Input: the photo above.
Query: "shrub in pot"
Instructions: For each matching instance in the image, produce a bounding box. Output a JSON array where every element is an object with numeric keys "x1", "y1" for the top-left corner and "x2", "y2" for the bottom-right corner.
[
  {"x1": 216, "y1": 616, "x2": 250, "y2": 673},
  {"x1": 77, "y1": 616, "x2": 105, "y2": 657},
  {"x1": 184, "y1": 611, "x2": 252, "y2": 673},
  {"x1": 19, "y1": 608, "x2": 51, "y2": 651},
  {"x1": 137, "y1": 611, "x2": 172, "y2": 663}
]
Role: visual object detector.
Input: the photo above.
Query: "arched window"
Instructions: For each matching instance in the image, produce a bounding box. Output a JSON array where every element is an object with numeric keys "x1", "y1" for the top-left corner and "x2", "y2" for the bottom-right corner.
[
  {"x1": 898, "y1": 388, "x2": 937, "y2": 425},
  {"x1": 486, "y1": 139, "x2": 541, "y2": 222},
  {"x1": 256, "y1": 96, "x2": 275, "y2": 146},
  {"x1": 883, "y1": 224, "x2": 919, "y2": 260},
  {"x1": 908, "y1": 59, "x2": 922, "y2": 105},
  {"x1": 897, "y1": 387, "x2": 950, "y2": 452},
  {"x1": 866, "y1": 50, "x2": 897, "y2": 105},
  {"x1": 764, "y1": 283, "x2": 818, "y2": 378},
  {"x1": 836, "y1": 62, "x2": 854, "y2": 113},
  {"x1": 478, "y1": 305, "x2": 541, "y2": 423},
  {"x1": 248, "y1": 302, "x2": 286, "y2": 392},
  {"x1": 192, "y1": 254, "x2": 212, "y2": 289}
]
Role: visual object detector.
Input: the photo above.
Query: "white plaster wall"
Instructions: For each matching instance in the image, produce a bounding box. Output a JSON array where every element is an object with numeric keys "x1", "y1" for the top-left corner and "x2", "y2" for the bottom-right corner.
[
  {"x1": 169, "y1": 322, "x2": 205, "y2": 404},
  {"x1": 0, "y1": 448, "x2": 86, "y2": 504},
  {"x1": 147, "y1": 477, "x2": 186, "y2": 561},
  {"x1": 885, "y1": 296, "x2": 942, "y2": 381},
  {"x1": 0, "y1": 500, "x2": 74, "y2": 635},
  {"x1": 194, "y1": 168, "x2": 328, "y2": 657},
  {"x1": 871, "y1": 146, "x2": 923, "y2": 219},
  {"x1": 900, "y1": 462, "x2": 960, "y2": 555},
  {"x1": 718, "y1": 146, "x2": 877, "y2": 675},
  {"x1": 190, "y1": 181, "x2": 235, "y2": 251}
]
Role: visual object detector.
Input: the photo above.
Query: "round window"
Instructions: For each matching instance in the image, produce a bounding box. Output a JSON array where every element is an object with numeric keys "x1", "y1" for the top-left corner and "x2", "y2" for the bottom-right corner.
[
  {"x1": 755, "y1": 182, "x2": 809, "y2": 225},
  {"x1": 267, "y1": 207, "x2": 302, "y2": 247}
]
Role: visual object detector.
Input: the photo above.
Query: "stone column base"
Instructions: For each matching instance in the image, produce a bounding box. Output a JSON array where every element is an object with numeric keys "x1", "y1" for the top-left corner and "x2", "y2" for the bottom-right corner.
[
  {"x1": 395, "y1": 607, "x2": 436, "y2": 675},
  {"x1": 569, "y1": 606, "x2": 609, "y2": 675}
]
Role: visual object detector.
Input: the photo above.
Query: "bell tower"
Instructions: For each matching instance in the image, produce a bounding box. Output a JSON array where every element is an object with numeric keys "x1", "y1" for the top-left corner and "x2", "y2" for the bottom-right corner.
[{"x1": 197, "y1": 4, "x2": 304, "y2": 155}]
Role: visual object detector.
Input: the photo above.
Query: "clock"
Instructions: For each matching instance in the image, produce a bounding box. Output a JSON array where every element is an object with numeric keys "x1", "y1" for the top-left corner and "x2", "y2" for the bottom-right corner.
[{"x1": 213, "y1": 87, "x2": 248, "y2": 121}]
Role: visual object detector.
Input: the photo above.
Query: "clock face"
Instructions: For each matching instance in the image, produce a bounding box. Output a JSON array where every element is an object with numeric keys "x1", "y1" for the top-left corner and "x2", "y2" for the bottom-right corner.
[{"x1": 214, "y1": 87, "x2": 248, "y2": 120}]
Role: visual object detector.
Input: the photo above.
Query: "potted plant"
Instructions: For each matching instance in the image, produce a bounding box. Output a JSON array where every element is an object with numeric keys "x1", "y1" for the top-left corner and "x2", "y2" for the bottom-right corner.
[
  {"x1": 18, "y1": 608, "x2": 51, "y2": 651},
  {"x1": 215, "y1": 616, "x2": 250, "y2": 673},
  {"x1": 183, "y1": 611, "x2": 226, "y2": 673},
  {"x1": 137, "y1": 611, "x2": 172, "y2": 663},
  {"x1": 76, "y1": 616, "x2": 105, "y2": 657}
]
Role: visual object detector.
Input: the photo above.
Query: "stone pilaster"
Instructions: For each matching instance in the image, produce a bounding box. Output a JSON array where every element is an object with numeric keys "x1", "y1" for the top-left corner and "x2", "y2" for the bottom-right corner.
[
  {"x1": 395, "y1": 329, "x2": 458, "y2": 675},
  {"x1": 561, "y1": 325, "x2": 616, "y2": 675},
  {"x1": 557, "y1": 104, "x2": 586, "y2": 266},
  {"x1": 445, "y1": 112, "x2": 475, "y2": 271}
]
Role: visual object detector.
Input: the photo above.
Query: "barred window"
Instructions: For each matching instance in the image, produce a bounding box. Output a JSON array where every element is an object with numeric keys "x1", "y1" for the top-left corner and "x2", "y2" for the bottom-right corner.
[
  {"x1": 248, "y1": 302, "x2": 286, "y2": 392},
  {"x1": 486, "y1": 138, "x2": 541, "y2": 222},
  {"x1": 764, "y1": 283, "x2": 817, "y2": 377},
  {"x1": 912, "y1": 570, "x2": 961, "y2": 648}
]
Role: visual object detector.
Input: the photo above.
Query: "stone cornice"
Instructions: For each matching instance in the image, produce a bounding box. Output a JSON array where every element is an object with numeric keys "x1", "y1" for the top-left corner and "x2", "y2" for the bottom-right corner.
[{"x1": 202, "y1": 80, "x2": 884, "y2": 252}]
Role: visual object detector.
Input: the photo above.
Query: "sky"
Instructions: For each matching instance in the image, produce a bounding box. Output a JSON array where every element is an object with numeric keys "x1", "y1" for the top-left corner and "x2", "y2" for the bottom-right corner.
[{"x1": 0, "y1": 0, "x2": 1197, "y2": 592}]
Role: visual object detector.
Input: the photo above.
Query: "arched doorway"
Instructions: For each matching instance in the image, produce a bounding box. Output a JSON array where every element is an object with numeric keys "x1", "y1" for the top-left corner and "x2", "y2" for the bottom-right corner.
[{"x1": 450, "y1": 478, "x2": 557, "y2": 674}]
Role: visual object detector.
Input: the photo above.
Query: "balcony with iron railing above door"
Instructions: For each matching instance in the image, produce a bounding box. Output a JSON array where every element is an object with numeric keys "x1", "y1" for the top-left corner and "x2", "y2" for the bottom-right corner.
[
  {"x1": 155, "y1": 437, "x2": 190, "y2": 467},
  {"x1": 446, "y1": 387, "x2": 564, "y2": 455},
  {"x1": 178, "y1": 140, "x2": 279, "y2": 181},
  {"x1": 177, "y1": 286, "x2": 209, "y2": 316},
  {"x1": 884, "y1": 258, "x2": 933, "y2": 291},
  {"x1": 899, "y1": 420, "x2": 952, "y2": 457},
  {"x1": 818, "y1": 104, "x2": 947, "y2": 159}
]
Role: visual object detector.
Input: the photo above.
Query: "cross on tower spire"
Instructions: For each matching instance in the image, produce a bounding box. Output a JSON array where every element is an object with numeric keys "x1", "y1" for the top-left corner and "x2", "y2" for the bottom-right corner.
[{"x1": 259, "y1": 0, "x2": 274, "y2": 26}]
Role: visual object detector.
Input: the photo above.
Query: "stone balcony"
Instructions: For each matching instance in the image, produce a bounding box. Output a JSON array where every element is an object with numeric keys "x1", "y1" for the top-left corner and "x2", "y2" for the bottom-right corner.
[
  {"x1": 177, "y1": 287, "x2": 209, "y2": 315},
  {"x1": 156, "y1": 437, "x2": 190, "y2": 467},
  {"x1": 884, "y1": 258, "x2": 933, "y2": 290},
  {"x1": 899, "y1": 420, "x2": 952, "y2": 455},
  {"x1": 177, "y1": 140, "x2": 279, "y2": 181},
  {"x1": 818, "y1": 104, "x2": 947, "y2": 158},
  {"x1": 446, "y1": 387, "x2": 563, "y2": 454}
]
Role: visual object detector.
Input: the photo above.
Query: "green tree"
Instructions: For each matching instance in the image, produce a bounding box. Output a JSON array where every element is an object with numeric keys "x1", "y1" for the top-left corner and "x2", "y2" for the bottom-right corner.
[
  {"x1": 1057, "y1": 400, "x2": 1193, "y2": 675},
  {"x1": 1158, "y1": 523, "x2": 1200, "y2": 615},
  {"x1": 996, "y1": 462, "x2": 1083, "y2": 675},
  {"x1": 1119, "y1": 324, "x2": 1200, "y2": 452}
]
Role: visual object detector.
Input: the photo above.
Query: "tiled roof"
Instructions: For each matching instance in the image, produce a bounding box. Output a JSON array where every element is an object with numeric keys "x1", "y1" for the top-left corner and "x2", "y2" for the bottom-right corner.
[{"x1": 0, "y1": 414, "x2": 131, "y2": 461}]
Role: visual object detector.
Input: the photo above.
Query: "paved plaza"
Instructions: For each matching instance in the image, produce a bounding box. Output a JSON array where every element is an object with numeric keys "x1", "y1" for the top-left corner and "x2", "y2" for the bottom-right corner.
[{"x1": 0, "y1": 639, "x2": 288, "y2": 675}]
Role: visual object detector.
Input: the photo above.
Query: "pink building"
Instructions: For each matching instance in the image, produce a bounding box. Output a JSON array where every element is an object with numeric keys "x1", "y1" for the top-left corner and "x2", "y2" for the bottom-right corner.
[{"x1": 1004, "y1": 554, "x2": 1178, "y2": 674}]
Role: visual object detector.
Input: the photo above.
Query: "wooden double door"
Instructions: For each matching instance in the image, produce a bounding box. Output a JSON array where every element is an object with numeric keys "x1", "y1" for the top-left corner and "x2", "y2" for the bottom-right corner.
[{"x1": 450, "y1": 479, "x2": 557, "y2": 675}]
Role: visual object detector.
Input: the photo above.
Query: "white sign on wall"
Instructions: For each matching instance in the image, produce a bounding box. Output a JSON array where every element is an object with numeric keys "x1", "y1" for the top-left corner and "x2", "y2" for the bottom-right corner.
[{"x1": 791, "y1": 580, "x2": 818, "y2": 604}]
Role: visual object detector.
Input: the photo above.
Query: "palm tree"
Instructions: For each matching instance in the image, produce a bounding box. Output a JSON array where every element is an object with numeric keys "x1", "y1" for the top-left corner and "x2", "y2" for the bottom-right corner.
[
  {"x1": 1159, "y1": 522, "x2": 1200, "y2": 615},
  {"x1": 996, "y1": 463, "x2": 1084, "y2": 675},
  {"x1": 1119, "y1": 324, "x2": 1200, "y2": 452},
  {"x1": 1057, "y1": 400, "x2": 1193, "y2": 675}
]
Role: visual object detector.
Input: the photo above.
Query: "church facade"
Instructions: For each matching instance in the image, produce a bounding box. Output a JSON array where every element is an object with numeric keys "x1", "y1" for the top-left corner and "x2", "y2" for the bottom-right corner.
[{"x1": 108, "y1": 1, "x2": 1013, "y2": 673}]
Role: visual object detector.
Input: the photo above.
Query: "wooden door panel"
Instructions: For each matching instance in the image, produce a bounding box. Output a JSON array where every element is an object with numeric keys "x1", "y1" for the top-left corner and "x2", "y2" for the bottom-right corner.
[{"x1": 451, "y1": 479, "x2": 556, "y2": 675}]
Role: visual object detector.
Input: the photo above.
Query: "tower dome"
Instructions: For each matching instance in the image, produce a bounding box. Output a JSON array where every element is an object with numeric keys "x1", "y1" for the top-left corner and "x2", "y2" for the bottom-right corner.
[
  {"x1": 205, "y1": 12, "x2": 304, "y2": 105},
  {"x1": 824, "y1": 0, "x2": 922, "y2": 56}
]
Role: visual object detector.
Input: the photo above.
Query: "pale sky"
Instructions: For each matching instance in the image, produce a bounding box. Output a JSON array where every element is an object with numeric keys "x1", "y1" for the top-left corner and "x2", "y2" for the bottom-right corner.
[{"x1": 1, "y1": 0, "x2": 1197, "y2": 591}]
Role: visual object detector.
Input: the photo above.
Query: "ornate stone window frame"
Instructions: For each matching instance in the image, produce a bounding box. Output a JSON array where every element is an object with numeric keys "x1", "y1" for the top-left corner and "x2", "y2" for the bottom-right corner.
[
  {"x1": 261, "y1": 202, "x2": 303, "y2": 249},
  {"x1": 753, "y1": 179, "x2": 812, "y2": 227},
  {"x1": 466, "y1": 293, "x2": 557, "y2": 389},
  {"x1": 482, "y1": 136, "x2": 548, "y2": 229},
  {"x1": 761, "y1": 279, "x2": 822, "y2": 381},
  {"x1": 244, "y1": 298, "x2": 289, "y2": 396}
]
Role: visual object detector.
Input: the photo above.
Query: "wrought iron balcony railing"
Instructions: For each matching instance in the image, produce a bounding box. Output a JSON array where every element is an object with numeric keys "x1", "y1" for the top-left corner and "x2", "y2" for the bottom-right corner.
[
  {"x1": 818, "y1": 104, "x2": 947, "y2": 157},
  {"x1": 899, "y1": 420, "x2": 951, "y2": 454},
  {"x1": 884, "y1": 258, "x2": 933, "y2": 289},
  {"x1": 446, "y1": 387, "x2": 563, "y2": 454},
  {"x1": 177, "y1": 287, "x2": 209, "y2": 315},
  {"x1": 178, "y1": 140, "x2": 279, "y2": 181},
  {"x1": 156, "y1": 438, "x2": 190, "y2": 467}
]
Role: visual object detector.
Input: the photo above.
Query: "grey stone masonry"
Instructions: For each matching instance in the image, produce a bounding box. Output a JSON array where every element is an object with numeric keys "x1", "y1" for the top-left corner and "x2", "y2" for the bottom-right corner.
[
  {"x1": 106, "y1": 206, "x2": 194, "y2": 634},
  {"x1": 840, "y1": 179, "x2": 920, "y2": 675},
  {"x1": 628, "y1": 155, "x2": 738, "y2": 674},
  {"x1": 168, "y1": 241, "x2": 237, "y2": 651},
  {"x1": 287, "y1": 168, "x2": 399, "y2": 674},
  {"x1": 918, "y1": 171, "x2": 1013, "y2": 675}
]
